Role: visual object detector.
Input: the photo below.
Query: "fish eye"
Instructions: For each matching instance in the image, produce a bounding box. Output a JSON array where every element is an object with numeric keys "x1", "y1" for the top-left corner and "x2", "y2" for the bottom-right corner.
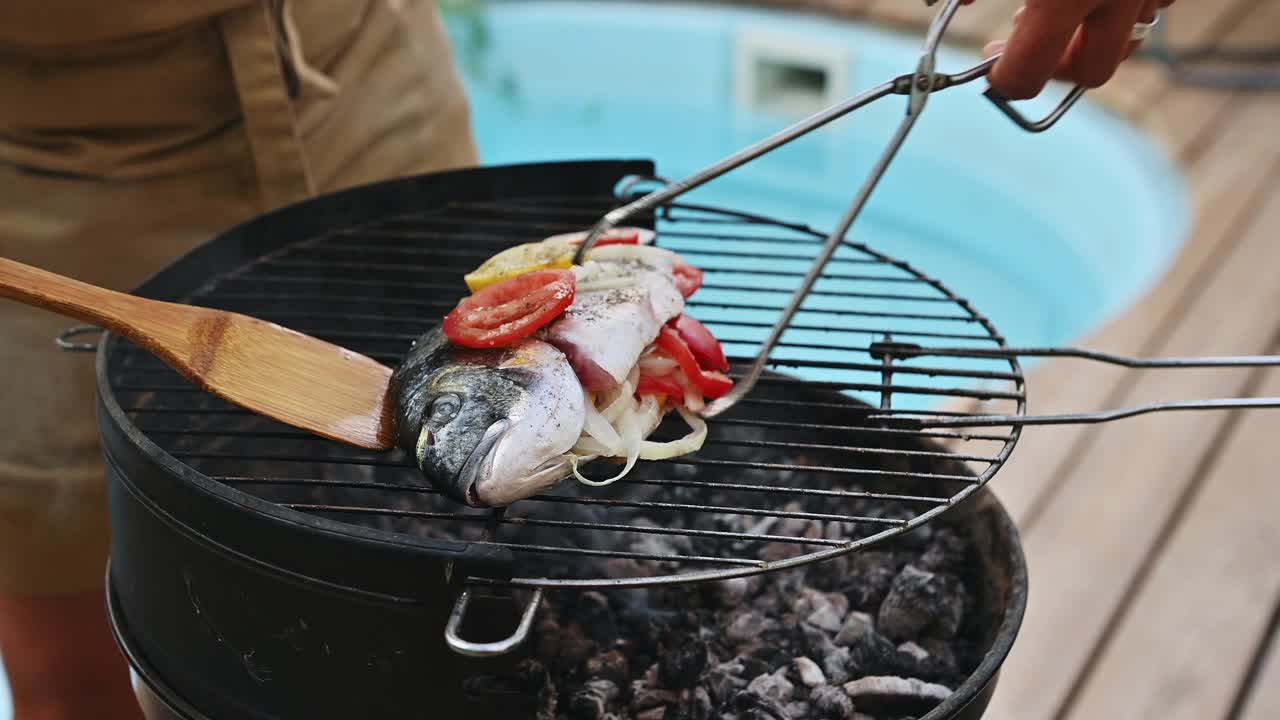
[{"x1": 429, "y1": 394, "x2": 462, "y2": 424}]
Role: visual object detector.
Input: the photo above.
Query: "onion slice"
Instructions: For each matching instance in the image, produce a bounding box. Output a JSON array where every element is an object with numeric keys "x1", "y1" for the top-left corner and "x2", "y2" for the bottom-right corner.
[
  {"x1": 571, "y1": 397, "x2": 643, "y2": 486},
  {"x1": 639, "y1": 407, "x2": 707, "y2": 460},
  {"x1": 580, "y1": 387, "x2": 622, "y2": 453},
  {"x1": 601, "y1": 366, "x2": 639, "y2": 422},
  {"x1": 567, "y1": 361, "x2": 707, "y2": 489}
]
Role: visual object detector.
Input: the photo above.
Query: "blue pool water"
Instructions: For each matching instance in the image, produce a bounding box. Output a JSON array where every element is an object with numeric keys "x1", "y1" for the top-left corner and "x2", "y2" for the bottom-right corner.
[
  {"x1": 0, "y1": 5, "x2": 1189, "y2": 714},
  {"x1": 444, "y1": 0, "x2": 1188, "y2": 359}
]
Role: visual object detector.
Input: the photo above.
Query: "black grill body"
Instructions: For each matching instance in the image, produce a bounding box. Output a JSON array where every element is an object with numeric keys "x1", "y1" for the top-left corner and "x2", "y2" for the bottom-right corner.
[{"x1": 96, "y1": 161, "x2": 1026, "y2": 719}]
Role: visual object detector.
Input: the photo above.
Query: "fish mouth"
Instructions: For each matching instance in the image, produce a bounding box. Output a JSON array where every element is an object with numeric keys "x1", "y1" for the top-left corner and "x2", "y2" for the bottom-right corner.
[
  {"x1": 455, "y1": 419, "x2": 510, "y2": 507},
  {"x1": 471, "y1": 454, "x2": 588, "y2": 509}
]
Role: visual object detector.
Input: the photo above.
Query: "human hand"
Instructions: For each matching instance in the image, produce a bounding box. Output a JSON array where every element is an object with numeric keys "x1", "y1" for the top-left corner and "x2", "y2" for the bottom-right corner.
[{"x1": 976, "y1": 0, "x2": 1175, "y2": 99}]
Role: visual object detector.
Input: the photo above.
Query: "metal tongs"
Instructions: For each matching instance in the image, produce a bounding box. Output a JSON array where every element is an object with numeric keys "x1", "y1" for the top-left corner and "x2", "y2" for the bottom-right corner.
[{"x1": 571, "y1": 0, "x2": 1280, "y2": 428}]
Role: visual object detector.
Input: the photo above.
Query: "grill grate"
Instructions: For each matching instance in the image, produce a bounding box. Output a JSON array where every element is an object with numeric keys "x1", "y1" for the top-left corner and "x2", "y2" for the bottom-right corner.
[{"x1": 105, "y1": 192, "x2": 1024, "y2": 588}]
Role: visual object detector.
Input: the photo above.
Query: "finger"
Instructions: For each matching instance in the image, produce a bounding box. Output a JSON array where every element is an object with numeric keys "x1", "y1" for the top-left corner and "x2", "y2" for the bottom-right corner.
[
  {"x1": 1061, "y1": 0, "x2": 1146, "y2": 88},
  {"x1": 989, "y1": 1, "x2": 1098, "y2": 99},
  {"x1": 979, "y1": 7, "x2": 1025, "y2": 61}
]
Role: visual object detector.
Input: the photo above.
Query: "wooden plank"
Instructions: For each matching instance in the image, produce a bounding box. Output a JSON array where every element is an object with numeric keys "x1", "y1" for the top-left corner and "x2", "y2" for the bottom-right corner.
[
  {"x1": 990, "y1": 90, "x2": 1280, "y2": 524},
  {"x1": 1239, "y1": 622, "x2": 1280, "y2": 720},
  {"x1": 982, "y1": 107, "x2": 1280, "y2": 720},
  {"x1": 1060, "y1": 366, "x2": 1280, "y2": 720},
  {"x1": 1108, "y1": 0, "x2": 1257, "y2": 111},
  {"x1": 831, "y1": 0, "x2": 877, "y2": 15},
  {"x1": 1141, "y1": 0, "x2": 1280, "y2": 156}
]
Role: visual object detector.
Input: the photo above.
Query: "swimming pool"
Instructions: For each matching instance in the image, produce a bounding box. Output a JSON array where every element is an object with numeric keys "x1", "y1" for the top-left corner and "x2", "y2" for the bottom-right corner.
[{"x1": 442, "y1": 0, "x2": 1189, "y2": 358}]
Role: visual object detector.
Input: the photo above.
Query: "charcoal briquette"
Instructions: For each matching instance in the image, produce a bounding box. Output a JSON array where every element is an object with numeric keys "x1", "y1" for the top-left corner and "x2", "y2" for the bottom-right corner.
[
  {"x1": 660, "y1": 635, "x2": 709, "y2": 689},
  {"x1": 822, "y1": 647, "x2": 852, "y2": 685},
  {"x1": 877, "y1": 565, "x2": 966, "y2": 642},
  {"x1": 810, "y1": 685, "x2": 857, "y2": 719},
  {"x1": 746, "y1": 668, "x2": 795, "y2": 705},
  {"x1": 840, "y1": 552, "x2": 905, "y2": 611}
]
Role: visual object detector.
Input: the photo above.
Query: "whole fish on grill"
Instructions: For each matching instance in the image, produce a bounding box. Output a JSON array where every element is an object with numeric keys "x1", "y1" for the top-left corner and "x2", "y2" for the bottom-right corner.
[{"x1": 389, "y1": 231, "x2": 732, "y2": 507}]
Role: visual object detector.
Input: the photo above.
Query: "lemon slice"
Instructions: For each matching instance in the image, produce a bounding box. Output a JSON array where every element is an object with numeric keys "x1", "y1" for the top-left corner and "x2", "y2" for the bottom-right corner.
[
  {"x1": 464, "y1": 237, "x2": 577, "y2": 292},
  {"x1": 463, "y1": 228, "x2": 658, "y2": 292}
]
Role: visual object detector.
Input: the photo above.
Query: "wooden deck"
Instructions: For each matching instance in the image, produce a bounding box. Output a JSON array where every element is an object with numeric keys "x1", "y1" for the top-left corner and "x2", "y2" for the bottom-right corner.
[{"x1": 757, "y1": 0, "x2": 1280, "y2": 717}]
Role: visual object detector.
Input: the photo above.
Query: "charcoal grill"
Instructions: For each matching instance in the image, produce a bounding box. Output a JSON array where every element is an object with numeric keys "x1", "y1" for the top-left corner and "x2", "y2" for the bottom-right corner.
[{"x1": 92, "y1": 158, "x2": 1035, "y2": 719}]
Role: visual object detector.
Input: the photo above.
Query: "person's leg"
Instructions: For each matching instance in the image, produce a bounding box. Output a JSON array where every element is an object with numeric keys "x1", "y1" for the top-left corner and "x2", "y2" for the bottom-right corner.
[
  {"x1": 0, "y1": 145, "x2": 259, "y2": 719},
  {"x1": 0, "y1": 592, "x2": 137, "y2": 720},
  {"x1": 0, "y1": 239, "x2": 142, "y2": 720},
  {"x1": 0, "y1": 295, "x2": 141, "y2": 720}
]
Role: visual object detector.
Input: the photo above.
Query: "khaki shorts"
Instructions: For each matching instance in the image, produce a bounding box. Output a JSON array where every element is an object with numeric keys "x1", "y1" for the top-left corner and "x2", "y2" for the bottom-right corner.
[{"x1": 0, "y1": 0, "x2": 478, "y2": 595}]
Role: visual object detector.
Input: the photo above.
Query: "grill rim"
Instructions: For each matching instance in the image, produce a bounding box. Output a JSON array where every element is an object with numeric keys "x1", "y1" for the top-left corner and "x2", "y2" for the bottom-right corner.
[{"x1": 94, "y1": 158, "x2": 1026, "y2": 591}]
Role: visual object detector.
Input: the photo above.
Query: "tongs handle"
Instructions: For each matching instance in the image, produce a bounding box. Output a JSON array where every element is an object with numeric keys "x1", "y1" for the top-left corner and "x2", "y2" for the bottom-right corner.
[
  {"x1": 884, "y1": 398, "x2": 1280, "y2": 428},
  {"x1": 984, "y1": 78, "x2": 1089, "y2": 133},
  {"x1": 868, "y1": 342, "x2": 1280, "y2": 369},
  {"x1": 865, "y1": 342, "x2": 1280, "y2": 428}
]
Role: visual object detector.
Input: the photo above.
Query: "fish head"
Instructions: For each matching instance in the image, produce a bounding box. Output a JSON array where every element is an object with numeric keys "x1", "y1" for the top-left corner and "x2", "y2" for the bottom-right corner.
[{"x1": 391, "y1": 329, "x2": 586, "y2": 507}]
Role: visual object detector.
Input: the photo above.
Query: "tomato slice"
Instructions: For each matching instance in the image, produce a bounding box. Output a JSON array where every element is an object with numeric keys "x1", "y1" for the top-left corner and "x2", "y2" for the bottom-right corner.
[
  {"x1": 656, "y1": 327, "x2": 733, "y2": 399},
  {"x1": 443, "y1": 269, "x2": 575, "y2": 349},
  {"x1": 671, "y1": 315, "x2": 729, "y2": 372},
  {"x1": 637, "y1": 374, "x2": 682, "y2": 398},
  {"x1": 672, "y1": 261, "x2": 703, "y2": 298}
]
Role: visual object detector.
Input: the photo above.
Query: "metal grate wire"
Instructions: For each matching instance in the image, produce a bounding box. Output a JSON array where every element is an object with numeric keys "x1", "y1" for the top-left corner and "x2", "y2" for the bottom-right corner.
[{"x1": 104, "y1": 194, "x2": 1025, "y2": 589}]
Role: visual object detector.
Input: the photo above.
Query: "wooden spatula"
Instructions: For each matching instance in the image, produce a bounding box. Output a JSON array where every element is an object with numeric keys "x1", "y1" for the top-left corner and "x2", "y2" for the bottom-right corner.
[{"x1": 0, "y1": 257, "x2": 396, "y2": 451}]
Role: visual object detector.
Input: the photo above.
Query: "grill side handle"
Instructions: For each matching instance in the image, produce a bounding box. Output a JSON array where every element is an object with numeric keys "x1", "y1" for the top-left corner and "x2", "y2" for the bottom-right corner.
[
  {"x1": 444, "y1": 587, "x2": 543, "y2": 658},
  {"x1": 866, "y1": 341, "x2": 1280, "y2": 428},
  {"x1": 56, "y1": 324, "x2": 103, "y2": 352}
]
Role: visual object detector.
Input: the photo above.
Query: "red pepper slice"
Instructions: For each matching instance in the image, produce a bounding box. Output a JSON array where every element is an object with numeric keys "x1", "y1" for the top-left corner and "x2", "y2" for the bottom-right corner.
[
  {"x1": 656, "y1": 327, "x2": 733, "y2": 399},
  {"x1": 671, "y1": 315, "x2": 729, "y2": 372},
  {"x1": 694, "y1": 369, "x2": 733, "y2": 398}
]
